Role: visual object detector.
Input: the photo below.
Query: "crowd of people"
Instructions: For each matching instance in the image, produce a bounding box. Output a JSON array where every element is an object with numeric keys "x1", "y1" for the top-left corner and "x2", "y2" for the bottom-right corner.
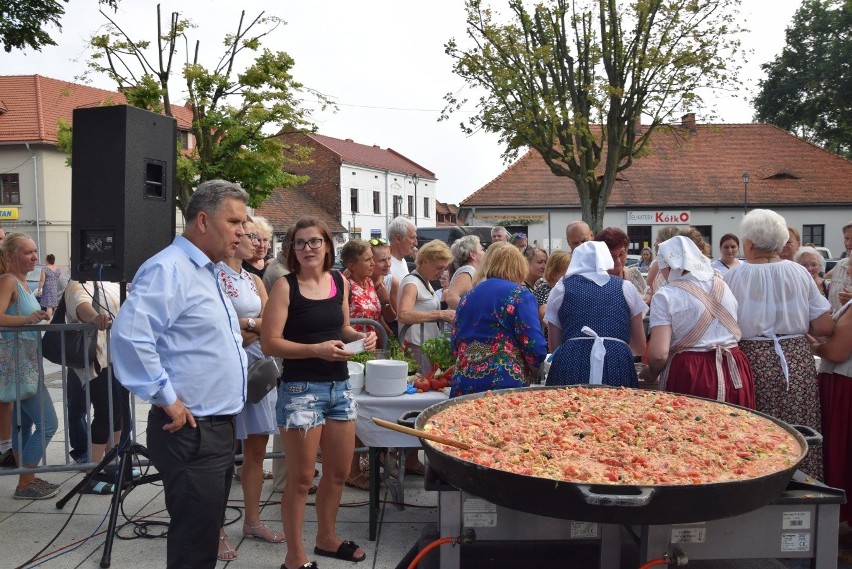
[{"x1": 1, "y1": 189, "x2": 851, "y2": 568}]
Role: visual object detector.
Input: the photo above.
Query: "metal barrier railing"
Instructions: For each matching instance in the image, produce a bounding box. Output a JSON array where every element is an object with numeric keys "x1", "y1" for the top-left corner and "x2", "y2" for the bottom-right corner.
[
  {"x1": 0, "y1": 318, "x2": 397, "y2": 479},
  {"x1": 0, "y1": 322, "x2": 139, "y2": 476}
]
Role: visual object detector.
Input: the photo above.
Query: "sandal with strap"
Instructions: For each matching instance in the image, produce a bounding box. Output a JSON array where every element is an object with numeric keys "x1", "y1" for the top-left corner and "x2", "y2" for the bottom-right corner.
[
  {"x1": 243, "y1": 522, "x2": 285, "y2": 543},
  {"x1": 345, "y1": 472, "x2": 369, "y2": 490},
  {"x1": 314, "y1": 539, "x2": 366, "y2": 562},
  {"x1": 218, "y1": 534, "x2": 238, "y2": 561},
  {"x1": 80, "y1": 480, "x2": 114, "y2": 495}
]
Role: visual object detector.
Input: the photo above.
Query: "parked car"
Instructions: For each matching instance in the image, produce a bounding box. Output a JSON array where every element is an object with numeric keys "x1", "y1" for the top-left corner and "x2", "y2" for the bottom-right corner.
[
  {"x1": 825, "y1": 259, "x2": 840, "y2": 274},
  {"x1": 415, "y1": 225, "x2": 496, "y2": 251},
  {"x1": 815, "y1": 246, "x2": 832, "y2": 260},
  {"x1": 625, "y1": 254, "x2": 642, "y2": 267}
]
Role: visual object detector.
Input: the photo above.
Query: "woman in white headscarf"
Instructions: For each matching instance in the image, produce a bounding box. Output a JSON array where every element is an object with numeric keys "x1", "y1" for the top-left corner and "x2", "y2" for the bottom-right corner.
[
  {"x1": 641, "y1": 236, "x2": 754, "y2": 407},
  {"x1": 543, "y1": 241, "x2": 647, "y2": 387}
]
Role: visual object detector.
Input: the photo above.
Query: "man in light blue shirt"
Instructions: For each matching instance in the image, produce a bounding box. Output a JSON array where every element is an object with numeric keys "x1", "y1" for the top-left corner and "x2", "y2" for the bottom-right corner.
[{"x1": 111, "y1": 180, "x2": 248, "y2": 568}]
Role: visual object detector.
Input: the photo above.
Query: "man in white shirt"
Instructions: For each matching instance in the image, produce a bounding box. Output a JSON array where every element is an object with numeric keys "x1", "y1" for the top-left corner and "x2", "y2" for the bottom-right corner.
[{"x1": 388, "y1": 216, "x2": 416, "y2": 282}]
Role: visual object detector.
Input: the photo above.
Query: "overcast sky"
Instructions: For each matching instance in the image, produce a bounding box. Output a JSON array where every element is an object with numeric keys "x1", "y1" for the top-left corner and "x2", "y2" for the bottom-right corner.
[{"x1": 5, "y1": 0, "x2": 804, "y2": 205}]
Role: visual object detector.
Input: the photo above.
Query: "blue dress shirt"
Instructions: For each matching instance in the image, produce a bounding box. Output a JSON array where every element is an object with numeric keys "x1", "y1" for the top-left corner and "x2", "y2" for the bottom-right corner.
[{"x1": 110, "y1": 235, "x2": 247, "y2": 416}]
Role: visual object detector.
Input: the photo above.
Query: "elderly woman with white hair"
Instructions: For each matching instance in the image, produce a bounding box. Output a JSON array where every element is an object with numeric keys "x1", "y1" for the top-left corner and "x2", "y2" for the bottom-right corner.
[
  {"x1": 544, "y1": 241, "x2": 647, "y2": 387},
  {"x1": 444, "y1": 235, "x2": 484, "y2": 309},
  {"x1": 641, "y1": 236, "x2": 754, "y2": 407},
  {"x1": 725, "y1": 209, "x2": 833, "y2": 479},
  {"x1": 795, "y1": 246, "x2": 828, "y2": 297}
]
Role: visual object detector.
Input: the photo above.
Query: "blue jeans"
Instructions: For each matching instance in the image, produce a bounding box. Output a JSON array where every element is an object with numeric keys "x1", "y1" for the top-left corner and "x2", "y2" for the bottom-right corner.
[
  {"x1": 276, "y1": 380, "x2": 355, "y2": 431},
  {"x1": 12, "y1": 381, "x2": 58, "y2": 466}
]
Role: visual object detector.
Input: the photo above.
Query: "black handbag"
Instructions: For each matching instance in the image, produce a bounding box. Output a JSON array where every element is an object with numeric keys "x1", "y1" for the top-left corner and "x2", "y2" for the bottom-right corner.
[
  {"x1": 41, "y1": 287, "x2": 98, "y2": 369},
  {"x1": 246, "y1": 358, "x2": 279, "y2": 404}
]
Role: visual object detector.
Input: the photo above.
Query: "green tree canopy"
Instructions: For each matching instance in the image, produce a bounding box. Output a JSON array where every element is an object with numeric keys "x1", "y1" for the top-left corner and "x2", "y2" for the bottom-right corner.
[
  {"x1": 443, "y1": 0, "x2": 745, "y2": 232},
  {"x1": 0, "y1": 0, "x2": 118, "y2": 53},
  {"x1": 83, "y1": 5, "x2": 322, "y2": 213},
  {"x1": 753, "y1": 0, "x2": 851, "y2": 158}
]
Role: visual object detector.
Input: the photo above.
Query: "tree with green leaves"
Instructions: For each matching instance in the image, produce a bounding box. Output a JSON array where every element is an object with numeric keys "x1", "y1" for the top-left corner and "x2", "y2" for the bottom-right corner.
[
  {"x1": 82, "y1": 5, "x2": 322, "y2": 213},
  {"x1": 443, "y1": 0, "x2": 745, "y2": 232},
  {"x1": 753, "y1": 0, "x2": 850, "y2": 159},
  {"x1": 0, "y1": 0, "x2": 118, "y2": 53}
]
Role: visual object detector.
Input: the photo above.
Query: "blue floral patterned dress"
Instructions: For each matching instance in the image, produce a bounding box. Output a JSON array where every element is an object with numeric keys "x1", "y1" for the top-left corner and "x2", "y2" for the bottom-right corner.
[{"x1": 449, "y1": 278, "x2": 547, "y2": 397}]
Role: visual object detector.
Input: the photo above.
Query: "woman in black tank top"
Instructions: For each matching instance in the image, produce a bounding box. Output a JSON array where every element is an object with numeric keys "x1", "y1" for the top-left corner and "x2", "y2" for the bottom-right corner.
[{"x1": 261, "y1": 217, "x2": 377, "y2": 568}]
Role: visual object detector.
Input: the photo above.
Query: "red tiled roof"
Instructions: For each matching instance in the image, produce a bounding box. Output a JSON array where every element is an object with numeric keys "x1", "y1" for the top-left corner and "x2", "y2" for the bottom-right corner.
[
  {"x1": 0, "y1": 75, "x2": 193, "y2": 144},
  {"x1": 306, "y1": 133, "x2": 436, "y2": 179},
  {"x1": 462, "y1": 123, "x2": 852, "y2": 208},
  {"x1": 435, "y1": 200, "x2": 459, "y2": 215},
  {"x1": 255, "y1": 187, "x2": 347, "y2": 234}
]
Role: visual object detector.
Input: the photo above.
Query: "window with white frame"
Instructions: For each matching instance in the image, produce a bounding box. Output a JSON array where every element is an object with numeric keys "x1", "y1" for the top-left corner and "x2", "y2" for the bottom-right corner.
[
  {"x1": 350, "y1": 188, "x2": 359, "y2": 213},
  {"x1": 407, "y1": 195, "x2": 413, "y2": 217},
  {"x1": 423, "y1": 197, "x2": 430, "y2": 218},
  {"x1": 373, "y1": 191, "x2": 381, "y2": 214}
]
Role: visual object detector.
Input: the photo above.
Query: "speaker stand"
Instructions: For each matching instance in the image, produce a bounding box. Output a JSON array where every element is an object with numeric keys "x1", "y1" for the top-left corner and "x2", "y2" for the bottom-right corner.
[{"x1": 56, "y1": 441, "x2": 161, "y2": 568}]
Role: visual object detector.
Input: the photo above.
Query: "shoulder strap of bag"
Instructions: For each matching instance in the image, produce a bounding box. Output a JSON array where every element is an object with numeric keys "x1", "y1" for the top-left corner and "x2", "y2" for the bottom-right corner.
[{"x1": 408, "y1": 271, "x2": 434, "y2": 295}]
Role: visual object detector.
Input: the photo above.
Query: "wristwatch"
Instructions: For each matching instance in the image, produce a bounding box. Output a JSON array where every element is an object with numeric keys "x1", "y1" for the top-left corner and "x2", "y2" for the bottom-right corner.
[{"x1": 246, "y1": 318, "x2": 256, "y2": 331}]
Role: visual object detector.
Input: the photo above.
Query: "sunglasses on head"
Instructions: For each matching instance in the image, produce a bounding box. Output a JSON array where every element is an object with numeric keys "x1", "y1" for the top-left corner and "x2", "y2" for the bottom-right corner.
[{"x1": 369, "y1": 237, "x2": 388, "y2": 246}]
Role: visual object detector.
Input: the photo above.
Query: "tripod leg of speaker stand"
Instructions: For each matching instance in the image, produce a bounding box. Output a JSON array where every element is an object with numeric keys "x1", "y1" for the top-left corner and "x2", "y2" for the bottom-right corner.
[
  {"x1": 99, "y1": 442, "x2": 156, "y2": 568},
  {"x1": 98, "y1": 444, "x2": 133, "y2": 569}
]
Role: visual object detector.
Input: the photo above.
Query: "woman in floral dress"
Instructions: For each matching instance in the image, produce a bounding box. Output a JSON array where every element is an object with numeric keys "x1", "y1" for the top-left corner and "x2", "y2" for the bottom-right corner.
[
  {"x1": 340, "y1": 239, "x2": 381, "y2": 340},
  {"x1": 38, "y1": 254, "x2": 61, "y2": 320},
  {"x1": 450, "y1": 243, "x2": 547, "y2": 397}
]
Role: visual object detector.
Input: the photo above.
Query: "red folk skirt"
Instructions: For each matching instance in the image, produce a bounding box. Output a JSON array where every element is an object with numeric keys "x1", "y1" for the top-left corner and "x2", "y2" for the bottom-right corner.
[
  {"x1": 665, "y1": 347, "x2": 755, "y2": 409},
  {"x1": 818, "y1": 371, "x2": 852, "y2": 523}
]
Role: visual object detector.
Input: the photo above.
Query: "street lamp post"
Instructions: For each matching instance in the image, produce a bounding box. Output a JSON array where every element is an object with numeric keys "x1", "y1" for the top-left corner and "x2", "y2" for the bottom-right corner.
[
  {"x1": 412, "y1": 173, "x2": 419, "y2": 226},
  {"x1": 742, "y1": 171, "x2": 750, "y2": 215}
]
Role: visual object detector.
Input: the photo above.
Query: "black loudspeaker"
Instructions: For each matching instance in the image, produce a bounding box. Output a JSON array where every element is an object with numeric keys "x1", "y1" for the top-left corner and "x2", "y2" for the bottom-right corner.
[{"x1": 71, "y1": 105, "x2": 177, "y2": 282}]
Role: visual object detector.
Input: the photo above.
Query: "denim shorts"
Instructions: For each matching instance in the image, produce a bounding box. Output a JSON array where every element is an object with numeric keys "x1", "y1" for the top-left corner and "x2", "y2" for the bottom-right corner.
[{"x1": 276, "y1": 379, "x2": 356, "y2": 431}]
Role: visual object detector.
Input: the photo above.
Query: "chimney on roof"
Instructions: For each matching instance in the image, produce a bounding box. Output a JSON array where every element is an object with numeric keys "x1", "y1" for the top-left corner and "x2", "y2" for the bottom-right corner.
[
  {"x1": 345, "y1": 138, "x2": 354, "y2": 143},
  {"x1": 373, "y1": 145, "x2": 380, "y2": 148},
  {"x1": 681, "y1": 113, "x2": 696, "y2": 129}
]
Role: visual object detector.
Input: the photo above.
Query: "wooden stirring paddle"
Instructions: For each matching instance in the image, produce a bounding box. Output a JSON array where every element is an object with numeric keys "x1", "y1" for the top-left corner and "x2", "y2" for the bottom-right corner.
[{"x1": 371, "y1": 417, "x2": 472, "y2": 450}]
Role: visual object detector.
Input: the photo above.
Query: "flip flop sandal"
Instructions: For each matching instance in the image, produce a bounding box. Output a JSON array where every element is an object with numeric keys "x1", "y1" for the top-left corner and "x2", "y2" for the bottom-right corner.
[
  {"x1": 243, "y1": 522, "x2": 286, "y2": 543},
  {"x1": 281, "y1": 563, "x2": 317, "y2": 569},
  {"x1": 314, "y1": 539, "x2": 366, "y2": 563},
  {"x1": 218, "y1": 535, "x2": 238, "y2": 561},
  {"x1": 81, "y1": 480, "x2": 114, "y2": 495}
]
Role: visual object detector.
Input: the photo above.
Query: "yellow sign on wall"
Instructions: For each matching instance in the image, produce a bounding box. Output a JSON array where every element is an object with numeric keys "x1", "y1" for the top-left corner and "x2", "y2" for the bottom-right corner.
[{"x1": 0, "y1": 208, "x2": 19, "y2": 220}]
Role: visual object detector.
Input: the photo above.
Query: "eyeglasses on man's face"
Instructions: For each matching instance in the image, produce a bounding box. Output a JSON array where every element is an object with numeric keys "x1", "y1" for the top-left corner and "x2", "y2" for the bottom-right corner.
[
  {"x1": 293, "y1": 237, "x2": 325, "y2": 251},
  {"x1": 369, "y1": 237, "x2": 388, "y2": 246}
]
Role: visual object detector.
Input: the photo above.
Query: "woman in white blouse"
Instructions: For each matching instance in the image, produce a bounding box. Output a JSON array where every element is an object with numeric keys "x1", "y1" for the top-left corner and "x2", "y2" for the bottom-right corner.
[
  {"x1": 642, "y1": 237, "x2": 753, "y2": 407},
  {"x1": 724, "y1": 209, "x2": 833, "y2": 479},
  {"x1": 710, "y1": 233, "x2": 741, "y2": 276}
]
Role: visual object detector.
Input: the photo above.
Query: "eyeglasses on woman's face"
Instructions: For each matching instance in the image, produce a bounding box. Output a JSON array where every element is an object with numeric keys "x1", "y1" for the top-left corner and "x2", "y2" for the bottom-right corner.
[
  {"x1": 245, "y1": 233, "x2": 260, "y2": 242},
  {"x1": 369, "y1": 237, "x2": 388, "y2": 246},
  {"x1": 293, "y1": 237, "x2": 325, "y2": 251}
]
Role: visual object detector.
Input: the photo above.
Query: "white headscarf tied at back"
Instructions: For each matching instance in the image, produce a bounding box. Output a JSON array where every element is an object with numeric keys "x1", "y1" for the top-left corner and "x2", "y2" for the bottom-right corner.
[
  {"x1": 566, "y1": 241, "x2": 613, "y2": 286},
  {"x1": 657, "y1": 235, "x2": 714, "y2": 282}
]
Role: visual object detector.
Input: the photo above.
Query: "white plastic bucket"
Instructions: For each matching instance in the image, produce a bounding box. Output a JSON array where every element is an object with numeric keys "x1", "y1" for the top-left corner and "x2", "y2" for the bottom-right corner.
[{"x1": 347, "y1": 361, "x2": 365, "y2": 394}]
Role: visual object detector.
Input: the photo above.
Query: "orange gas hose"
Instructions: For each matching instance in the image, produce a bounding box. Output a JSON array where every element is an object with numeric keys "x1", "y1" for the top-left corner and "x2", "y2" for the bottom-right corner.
[
  {"x1": 639, "y1": 558, "x2": 670, "y2": 569},
  {"x1": 407, "y1": 536, "x2": 458, "y2": 569}
]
